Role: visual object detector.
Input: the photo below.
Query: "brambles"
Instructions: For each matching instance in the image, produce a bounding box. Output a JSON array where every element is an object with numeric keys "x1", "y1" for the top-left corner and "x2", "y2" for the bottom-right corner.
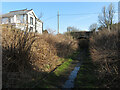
[
  {"x1": 89, "y1": 23, "x2": 120, "y2": 88},
  {"x1": 2, "y1": 25, "x2": 78, "y2": 87}
]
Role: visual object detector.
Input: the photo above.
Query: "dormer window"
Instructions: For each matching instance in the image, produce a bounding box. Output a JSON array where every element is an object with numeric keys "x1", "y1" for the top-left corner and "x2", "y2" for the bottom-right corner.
[{"x1": 30, "y1": 17, "x2": 33, "y2": 25}]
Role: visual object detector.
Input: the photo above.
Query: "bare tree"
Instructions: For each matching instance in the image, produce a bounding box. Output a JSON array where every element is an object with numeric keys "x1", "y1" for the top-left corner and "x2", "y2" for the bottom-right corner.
[
  {"x1": 38, "y1": 12, "x2": 43, "y2": 19},
  {"x1": 89, "y1": 23, "x2": 98, "y2": 32},
  {"x1": 98, "y1": 3, "x2": 115, "y2": 30},
  {"x1": 47, "y1": 28, "x2": 56, "y2": 34},
  {"x1": 67, "y1": 26, "x2": 80, "y2": 32}
]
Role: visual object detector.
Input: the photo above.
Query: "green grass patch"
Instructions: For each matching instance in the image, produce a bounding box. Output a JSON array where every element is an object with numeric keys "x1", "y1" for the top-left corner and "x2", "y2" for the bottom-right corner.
[
  {"x1": 35, "y1": 58, "x2": 73, "y2": 88},
  {"x1": 54, "y1": 58, "x2": 72, "y2": 76},
  {"x1": 24, "y1": 51, "x2": 80, "y2": 88},
  {"x1": 75, "y1": 51, "x2": 98, "y2": 88}
]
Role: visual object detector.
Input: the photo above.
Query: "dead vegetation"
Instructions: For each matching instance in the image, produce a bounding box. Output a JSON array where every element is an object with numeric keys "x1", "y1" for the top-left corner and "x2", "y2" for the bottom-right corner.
[
  {"x1": 2, "y1": 25, "x2": 78, "y2": 88},
  {"x1": 89, "y1": 23, "x2": 120, "y2": 88}
]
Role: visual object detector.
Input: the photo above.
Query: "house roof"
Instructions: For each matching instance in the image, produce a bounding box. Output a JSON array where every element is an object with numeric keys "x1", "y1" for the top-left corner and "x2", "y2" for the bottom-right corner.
[
  {"x1": 2, "y1": 9, "x2": 43, "y2": 23},
  {"x1": 2, "y1": 9, "x2": 32, "y2": 18},
  {"x1": 36, "y1": 18, "x2": 43, "y2": 23}
]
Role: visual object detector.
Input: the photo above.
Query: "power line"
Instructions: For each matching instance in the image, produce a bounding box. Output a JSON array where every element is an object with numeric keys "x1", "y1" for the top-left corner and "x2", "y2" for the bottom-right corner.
[
  {"x1": 43, "y1": 15, "x2": 57, "y2": 21},
  {"x1": 60, "y1": 11, "x2": 119, "y2": 16},
  {"x1": 43, "y1": 11, "x2": 119, "y2": 22},
  {"x1": 60, "y1": 13, "x2": 99, "y2": 16}
]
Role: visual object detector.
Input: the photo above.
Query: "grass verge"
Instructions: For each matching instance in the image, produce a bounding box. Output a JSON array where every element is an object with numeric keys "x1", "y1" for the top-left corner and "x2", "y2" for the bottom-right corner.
[
  {"x1": 34, "y1": 51, "x2": 80, "y2": 88},
  {"x1": 35, "y1": 58, "x2": 73, "y2": 88},
  {"x1": 75, "y1": 50, "x2": 98, "y2": 88},
  {"x1": 54, "y1": 59, "x2": 73, "y2": 76}
]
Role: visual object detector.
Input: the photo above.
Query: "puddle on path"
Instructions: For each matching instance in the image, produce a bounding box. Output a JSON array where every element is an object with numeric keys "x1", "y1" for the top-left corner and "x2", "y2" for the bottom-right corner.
[{"x1": 62, "y1": 63, "x2": 81, "y2": 88}]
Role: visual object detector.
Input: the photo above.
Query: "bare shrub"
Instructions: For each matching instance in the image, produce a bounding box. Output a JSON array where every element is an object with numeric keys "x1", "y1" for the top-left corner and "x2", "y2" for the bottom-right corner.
[
  {"x1": 2, "y1": 25, "x2": 78, "y2": 87},
  {"x1": 89, "y1": 23, "x2": 120, "y2": 87},
  {"x1": 2, "y1": 28, "x2": 37, "y2": 72}
]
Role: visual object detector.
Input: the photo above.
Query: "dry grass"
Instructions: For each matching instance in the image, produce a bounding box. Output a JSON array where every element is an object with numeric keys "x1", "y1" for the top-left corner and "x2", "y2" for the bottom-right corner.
[
  {"x1": 2, "y1": 25, "x2": 78, "y2": 87},
  {"x1": 89, "y1": 23, "x2": 120, "y2": 88}
]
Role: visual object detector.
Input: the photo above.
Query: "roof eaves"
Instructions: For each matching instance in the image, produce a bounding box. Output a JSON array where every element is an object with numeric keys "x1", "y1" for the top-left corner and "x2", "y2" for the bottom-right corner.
[
  {"x1": 36, "y1": 18, "x2": 43, "y2": 23},
  {"x1": 10, "y1": 9, "x2": 28, "y2": 12}
]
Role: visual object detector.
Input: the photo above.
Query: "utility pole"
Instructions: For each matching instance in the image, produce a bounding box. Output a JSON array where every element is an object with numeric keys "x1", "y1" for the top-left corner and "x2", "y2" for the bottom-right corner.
[{"x1": 57, "y1": 10, "x2": 59, "y2": 34}]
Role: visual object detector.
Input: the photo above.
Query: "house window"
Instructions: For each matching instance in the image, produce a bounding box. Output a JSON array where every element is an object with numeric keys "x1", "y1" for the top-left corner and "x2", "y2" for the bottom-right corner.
[
  {"x1": 8, "y1": 18, "x2": 11, "y2": 23},
  {"x1": 2, "y1": 18, "x2": 8, "y2": 24},
  {"x1": 29, "y1": 27, "x2": 33, "y2": 32},
  {"x1": 20, "y1": 15, "x2": 24, "y2": 23},
  {"x1": 30, "y1": 17, "x2": 33, "y2": 25}
]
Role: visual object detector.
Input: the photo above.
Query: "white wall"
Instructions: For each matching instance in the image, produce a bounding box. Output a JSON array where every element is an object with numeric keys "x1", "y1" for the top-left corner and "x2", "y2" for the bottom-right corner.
[
  {"x1": 16, "y1": 23, "x2": 26, "y2": 30},
  {"x1": 27, "y1": 11, "x2": 36, "y2": 32},
  {"x1": 15, "y1": 14, "x2": 27, "y2": 30},
  {"x1": 10, "y1": 17, "x2": 14, "y2": 23},
  {"x1": 36, "y1": 20, "x2": 42, "y2": 34},
  {"x1": 2, "y1": 10, "x2": 43, "y2": 34}
]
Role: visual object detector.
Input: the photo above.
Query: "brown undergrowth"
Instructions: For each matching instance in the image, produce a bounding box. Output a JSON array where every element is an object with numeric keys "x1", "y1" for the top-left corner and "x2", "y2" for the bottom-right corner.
[
  {"x1": 89, "y1": 23, "x2": 120, "y2": 88},
  {"x1": 2, "y1": 26, "x2": 78, "y2": 88}
]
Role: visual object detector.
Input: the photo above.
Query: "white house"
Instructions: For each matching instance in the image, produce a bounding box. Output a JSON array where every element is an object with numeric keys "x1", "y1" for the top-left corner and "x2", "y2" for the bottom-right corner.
[{"x1": 1, "y1": 9, "x2": 43, "y2": 34}]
